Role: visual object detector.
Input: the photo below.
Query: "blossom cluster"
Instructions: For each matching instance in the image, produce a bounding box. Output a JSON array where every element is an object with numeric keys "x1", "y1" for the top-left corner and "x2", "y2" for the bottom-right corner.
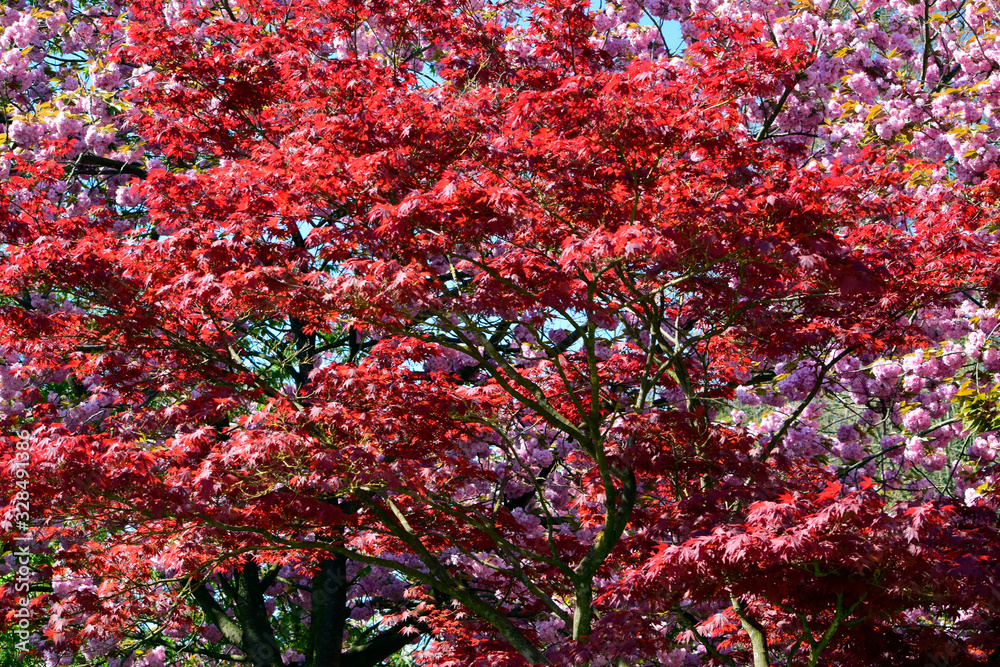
[{"x1": 735, "y1": 297, "x2": 1000, "y2": 504}]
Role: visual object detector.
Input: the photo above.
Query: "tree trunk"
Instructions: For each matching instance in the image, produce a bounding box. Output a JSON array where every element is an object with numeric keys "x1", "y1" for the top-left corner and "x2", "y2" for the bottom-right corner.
[{"x1": 308, "y1": 556, "x2": 349, "y2": 667}]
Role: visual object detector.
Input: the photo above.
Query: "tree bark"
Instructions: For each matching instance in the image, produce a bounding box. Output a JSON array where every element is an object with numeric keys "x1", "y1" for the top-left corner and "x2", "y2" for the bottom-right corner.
[
  {"x1": 308, "y1": 556, "x2": 349, "y2": 667},
  {"x1": 231, "y1": 562, "x2": 286, "y2": 667},
  {"x1": 731, "y1": 596, "x2": 770, "y2": 667}
]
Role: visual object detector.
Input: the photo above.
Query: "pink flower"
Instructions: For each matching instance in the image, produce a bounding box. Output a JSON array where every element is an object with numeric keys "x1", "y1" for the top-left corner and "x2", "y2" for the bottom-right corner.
[
  {"x1": 872, "y1": 360, "x2": 902, "y2": 381},
  {"x1": 136, "y1": 646, "x2": 165, "y2": 667},
  {"x1": 983, "y1": 348, "x2": 1000, "y2": 371},
  {"x1": 925, "y1": 450, "x2": 947, "y2": 472},
  {"x1": 735, "y1": 385, "x2": 761, "y2": 406},
  {"x1": 902, "y1": 408, "x2": 931, "y2": 433},
  {"x1": 902, "y1": 374, "x2": 925, "y2": 393}
]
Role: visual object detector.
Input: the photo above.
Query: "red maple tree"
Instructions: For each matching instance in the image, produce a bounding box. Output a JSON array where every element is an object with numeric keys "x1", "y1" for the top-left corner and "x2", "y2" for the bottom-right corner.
[{"x1": 3, "y1": 1, "x2": 1000, "y2": 666}]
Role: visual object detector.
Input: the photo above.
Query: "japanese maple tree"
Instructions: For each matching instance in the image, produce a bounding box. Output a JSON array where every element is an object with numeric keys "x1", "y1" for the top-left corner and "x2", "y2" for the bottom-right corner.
[{"x1": 3, "y1": 1, "x2": 1000, "y2": 666}]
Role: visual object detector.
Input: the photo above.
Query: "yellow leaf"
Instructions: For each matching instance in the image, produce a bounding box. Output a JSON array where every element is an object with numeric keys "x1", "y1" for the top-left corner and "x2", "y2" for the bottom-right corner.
[{"x1": 956, "y1": 380, "x2": 976, "y2": 397}]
